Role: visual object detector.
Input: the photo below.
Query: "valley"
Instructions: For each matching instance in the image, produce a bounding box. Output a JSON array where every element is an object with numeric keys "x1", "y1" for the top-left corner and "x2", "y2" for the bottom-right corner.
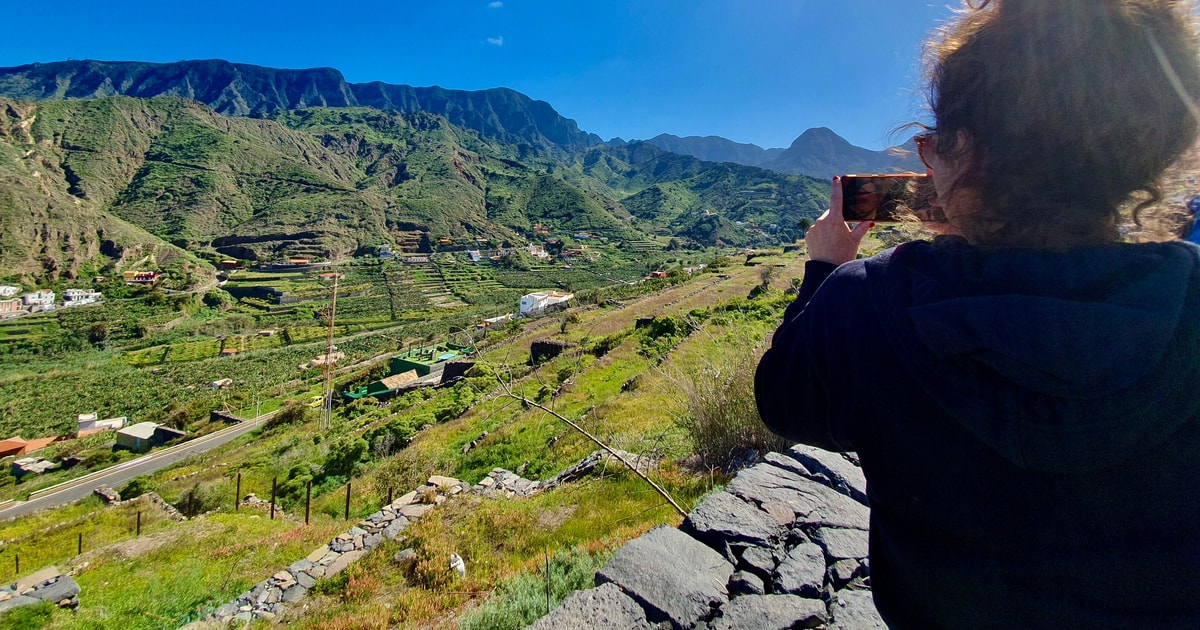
[{"x1": 0, "y1": 243, "x2": 822, "y2": 629}]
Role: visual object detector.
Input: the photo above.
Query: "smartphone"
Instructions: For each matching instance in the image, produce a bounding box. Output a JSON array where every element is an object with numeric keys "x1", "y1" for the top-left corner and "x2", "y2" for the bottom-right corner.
[{"x1": 840, "y1": 174, "x2": 944, "y2": 222}]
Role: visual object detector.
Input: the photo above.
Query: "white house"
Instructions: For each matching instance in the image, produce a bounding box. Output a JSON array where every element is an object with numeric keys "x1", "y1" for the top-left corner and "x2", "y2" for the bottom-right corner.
[
  {"x1": 78, "y1": 413, "x2": 126, "y2": 433},
  {"x1": 62, "y1": 288, "x2": 102, "y2": 306},
  {"x1": 0, "y1": 286, "x2": 19, "y2": 298},
  {"x1": 23, "y1": 290, "x2": 54, "y2": 307},
  {"x1": 519, "y1": 291, "x2": 573, "y2": 317}
]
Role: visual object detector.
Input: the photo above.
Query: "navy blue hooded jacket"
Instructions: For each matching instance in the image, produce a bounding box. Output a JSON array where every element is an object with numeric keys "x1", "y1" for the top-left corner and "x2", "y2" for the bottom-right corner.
[{"x1": 756, "y1": 237, "x2": 1200, "y2": 629}]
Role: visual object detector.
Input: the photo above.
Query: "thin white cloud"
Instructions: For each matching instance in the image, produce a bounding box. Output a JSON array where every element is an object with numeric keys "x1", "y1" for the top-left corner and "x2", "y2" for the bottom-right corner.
[
  {"x1": 487, "y1": 36, "x2": 504, "y2": 46},
  {"x1": 488, "y1": 1, "x2": 503, "y2": 8}
]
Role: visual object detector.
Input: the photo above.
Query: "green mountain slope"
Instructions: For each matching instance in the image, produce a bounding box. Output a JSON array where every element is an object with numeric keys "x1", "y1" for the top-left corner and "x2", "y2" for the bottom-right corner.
[
  {"x1": 0, "y1": 97, "x2": 828, "y2": 284},
  {"x1": 0, "y1": 99, "x2": 211, "y2": 285}
]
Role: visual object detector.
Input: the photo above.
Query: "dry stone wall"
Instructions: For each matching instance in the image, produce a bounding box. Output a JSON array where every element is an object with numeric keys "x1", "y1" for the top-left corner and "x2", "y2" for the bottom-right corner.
[{"x1": 526, "y1": 444, "x2": 884, "y2": 630}]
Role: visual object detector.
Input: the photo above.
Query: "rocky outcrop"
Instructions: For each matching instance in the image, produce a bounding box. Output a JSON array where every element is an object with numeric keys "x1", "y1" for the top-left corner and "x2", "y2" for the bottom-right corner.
[
  {"x1": 0, "y1": 567, "x2": 80, "y2": 612},
  {"x1": 526, "y1": 444, "x2": 884, "y2": 629}
]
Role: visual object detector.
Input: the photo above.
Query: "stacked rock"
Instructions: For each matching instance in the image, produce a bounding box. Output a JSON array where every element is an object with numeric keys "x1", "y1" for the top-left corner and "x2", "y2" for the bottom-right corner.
[
  {"x1": 471, "y1": 450, "x2": 654, "y2": 499},
  {"x1": 205, "y1": 475, "x2": 469, "y2": 625},
  {"x1": 525, "y1": 445, "x2": 884, "y2": 629}
]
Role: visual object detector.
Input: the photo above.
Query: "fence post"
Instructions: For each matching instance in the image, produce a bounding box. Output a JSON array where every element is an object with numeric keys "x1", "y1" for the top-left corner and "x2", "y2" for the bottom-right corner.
[
  {"x1": 188, "y1": 491, "x2": 195, "y2": 518},
  {"x1": 305, "y1": 480, "x2": 312, "y2": 525},
  {"x1": 270, "y1": 477, "x2": 278, "y2": 520},
  {"x1": 387, "y1": 487, "x2": 393, "y2": 505},
  {"x1": 77, "y1": 532, "x2": 82, "y2": 556},
  {"x1": 137, "y1": 511, "x2": 142, "y2": 536},
  {"x1": 235, "y1": 472, "x2": 242, "y2": 512},
  {"x1": 344, "y1": 481, "x2": 351, "y2": 520}
]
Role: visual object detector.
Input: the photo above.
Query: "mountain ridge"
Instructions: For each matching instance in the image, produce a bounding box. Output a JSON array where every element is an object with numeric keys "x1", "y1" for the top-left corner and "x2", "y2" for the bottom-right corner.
[
  {"x1": 644, "y1": 127, "x2": 921, "y2": 179},
  {"x1": 0, "y1": 59, "x2": 604, "y2": 152}
]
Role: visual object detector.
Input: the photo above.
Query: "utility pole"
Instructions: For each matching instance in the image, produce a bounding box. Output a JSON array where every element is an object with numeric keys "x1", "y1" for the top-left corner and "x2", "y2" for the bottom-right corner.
[{"x1": 321, "y1": 275, "x2": 339, "y2": 431}]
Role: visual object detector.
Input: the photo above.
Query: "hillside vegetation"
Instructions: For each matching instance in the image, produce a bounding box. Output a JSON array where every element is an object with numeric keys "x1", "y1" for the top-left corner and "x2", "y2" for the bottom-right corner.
[{"x1": 0, "y1": 96, "x2": 825, "y2": 286}]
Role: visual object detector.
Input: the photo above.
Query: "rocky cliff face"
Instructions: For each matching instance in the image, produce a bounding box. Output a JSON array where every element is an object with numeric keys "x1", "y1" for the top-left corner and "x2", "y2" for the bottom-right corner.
[{"x1": 0, "y1": 60, "x2": 603, "y2": 151}]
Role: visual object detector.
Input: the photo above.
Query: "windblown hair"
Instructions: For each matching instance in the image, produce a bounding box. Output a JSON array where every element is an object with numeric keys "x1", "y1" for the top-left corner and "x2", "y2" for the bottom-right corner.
[{"x1": 926, "y1": 0, "x2": 1200, "y2": 248}]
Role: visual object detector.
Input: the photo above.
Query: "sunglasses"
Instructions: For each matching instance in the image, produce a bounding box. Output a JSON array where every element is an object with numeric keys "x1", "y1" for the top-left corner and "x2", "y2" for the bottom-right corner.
[{"x1": 915, "y1": 133, "x2": 936, "y2": 170}]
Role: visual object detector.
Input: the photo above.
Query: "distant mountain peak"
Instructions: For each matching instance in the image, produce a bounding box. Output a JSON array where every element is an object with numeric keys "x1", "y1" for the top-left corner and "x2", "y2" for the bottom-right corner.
[{"x1": 645, "y1": 127, "x2": 920, "y2": 179}]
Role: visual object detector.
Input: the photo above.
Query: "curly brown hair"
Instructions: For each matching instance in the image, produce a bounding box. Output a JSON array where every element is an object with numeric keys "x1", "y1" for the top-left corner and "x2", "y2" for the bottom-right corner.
[{"x1": 925, "y1": 0, "x2": 1200, "y2": 248}]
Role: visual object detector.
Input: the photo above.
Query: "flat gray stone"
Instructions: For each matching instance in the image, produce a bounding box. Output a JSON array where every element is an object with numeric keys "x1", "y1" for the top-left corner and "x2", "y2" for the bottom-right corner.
[
  {"x1": 326, "y1": 550, "x2": 367, "y2": 576},
  {"x1": 828, "y1": 559, "x2": 862, "y2": 587},
  {"x1": 683, "y1": 491, "x2": 783, "y2": 550},
  {"x1": 398, "y1": 503, "x2": 435, "y2": 519},
  {"x1": 829, "y1": 590, "x2": 885, "y2": 629},
  {"x1": 363, "y1": 533, "x2": 382, "y2": 550},
  {"x1": 382, "y1": 515, "x2": 410, "y2": 539},
  {"x1": 812, "y1": 528, "x2": 869, "y2": 561},
  {"x1": 728, "y1": 571, "x2": 765, "y2": 596},
  {"x1": 0, "y1": 594, "x2": 41, "y2": 613},
  {"x1": 773, "y1": 543, "x2": 825, "y2": 598},
  {"x1": 708, "y1": 594, "x2": 828, "y2": 630},
  {"x1": 28, "y1": 576, "x2": 79, "y2": 603},
  {"x1": 282, "y1": 585, "x2": 306, "y2": 603},
  {"x1": 525, "y1": 583, "x2": 655, "y2": 630},
  {"x1": 295, "y1": 571, "x2": 316, "y2": 589},
  {"x1": 347, "y1": 526, "x2": 367, "y2": 536},
  {"x1": 783, "y1": 446, "x2": 869, "y2": 506},
  {"x1": 214, "y1": 601, "x2": 239, "y2": 619},
  {"x1": 738, "y1": 547, "x2": 778, "y2": 578},
  {"x1": 596, "y1": 525, "x2": 733, "y2": 629},
  {"x1": 306, "y1": 545, "x2": 331, "y2": 563},
  {"x1": 726, "y1": 464, "x2": 869, "y2": 530},
  {"x1": 288, "y1": 559, "x2": 315, "y2": 574}
]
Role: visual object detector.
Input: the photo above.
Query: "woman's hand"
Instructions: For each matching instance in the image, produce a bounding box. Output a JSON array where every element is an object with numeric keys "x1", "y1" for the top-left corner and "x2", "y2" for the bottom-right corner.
[{"x1": 806, "y1": 176, "x2": 874, "y2": 265}]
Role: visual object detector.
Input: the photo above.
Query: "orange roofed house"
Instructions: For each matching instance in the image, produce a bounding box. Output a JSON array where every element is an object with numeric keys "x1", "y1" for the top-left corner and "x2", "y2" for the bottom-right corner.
[{"x1": 0, "y1": 436, "x2": 59, "y2": 457}]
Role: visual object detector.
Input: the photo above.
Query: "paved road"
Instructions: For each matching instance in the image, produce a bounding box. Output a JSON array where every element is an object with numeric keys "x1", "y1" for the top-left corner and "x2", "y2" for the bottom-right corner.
[{"x1": 0, "y1": 411, "x2": 276, "y2": 521}]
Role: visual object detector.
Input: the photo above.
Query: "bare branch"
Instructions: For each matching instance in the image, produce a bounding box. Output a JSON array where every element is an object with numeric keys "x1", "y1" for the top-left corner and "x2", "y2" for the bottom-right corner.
[{"x1": 503, "y1": 390, "x2": 687, "y2": 518}]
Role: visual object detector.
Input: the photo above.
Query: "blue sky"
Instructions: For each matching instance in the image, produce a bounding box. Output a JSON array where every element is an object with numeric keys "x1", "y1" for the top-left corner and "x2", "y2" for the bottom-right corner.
[{"x1": 0, "y1": 1, "x2": 959, "y2": 150}]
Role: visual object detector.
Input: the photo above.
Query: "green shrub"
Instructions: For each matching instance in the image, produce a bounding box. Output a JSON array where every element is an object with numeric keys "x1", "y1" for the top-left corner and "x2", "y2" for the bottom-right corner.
[
  {"x1": 458, "y1": 547, "x2": 613, "y2": 630},
  {"x1": 673, "y1": 342, "x2": 791, "y2": 471},
  {"x1": 120, "y1": 476, "x2": 153, "y2": 500}
]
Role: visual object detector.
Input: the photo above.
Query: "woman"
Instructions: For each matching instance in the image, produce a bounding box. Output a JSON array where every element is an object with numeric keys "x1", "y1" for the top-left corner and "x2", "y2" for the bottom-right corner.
[{"x1": 755, "y1": 1, "x2": 1200, "y2": 628}]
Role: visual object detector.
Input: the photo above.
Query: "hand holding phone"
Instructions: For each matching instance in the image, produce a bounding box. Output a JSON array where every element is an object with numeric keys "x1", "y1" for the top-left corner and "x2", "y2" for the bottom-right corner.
[
  {"x1": 805, "y1": 176, "x2": 875, "y2": 265},
  {"x1": 840, "y1": 174, "x2": 944, "y2": 222}
]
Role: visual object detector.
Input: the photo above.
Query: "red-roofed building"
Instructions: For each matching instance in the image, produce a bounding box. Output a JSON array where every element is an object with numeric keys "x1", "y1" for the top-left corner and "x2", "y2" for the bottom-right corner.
[{"x1": 0, "y1": 436, "x2": 58, "y2": 457}]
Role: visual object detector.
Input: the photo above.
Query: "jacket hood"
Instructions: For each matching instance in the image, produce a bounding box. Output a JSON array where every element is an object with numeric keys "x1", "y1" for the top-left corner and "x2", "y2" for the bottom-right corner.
[{"x1": 864, "y1": 238, "x2": 1200, "y2": 473}]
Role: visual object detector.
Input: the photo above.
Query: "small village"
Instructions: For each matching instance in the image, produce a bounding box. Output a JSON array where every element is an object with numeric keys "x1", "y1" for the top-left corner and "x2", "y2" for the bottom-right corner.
[{"x1": 0, "y1": 271, "x2": 165, "y2": 319}]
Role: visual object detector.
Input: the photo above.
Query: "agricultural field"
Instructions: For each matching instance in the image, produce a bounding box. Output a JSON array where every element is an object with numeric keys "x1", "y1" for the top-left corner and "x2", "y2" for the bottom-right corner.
[
  {"x1": 2, "y1": 248, "x2": 816, "y2": 624},
  {"x1": 0, "y1": 242, "x2": 829, "y2": 628}
]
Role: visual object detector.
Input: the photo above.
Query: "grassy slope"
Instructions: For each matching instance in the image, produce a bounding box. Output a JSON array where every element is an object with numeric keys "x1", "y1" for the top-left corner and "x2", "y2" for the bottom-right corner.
[{"x1": 0, "y1": 99, "x2": 213, "y2": 286}]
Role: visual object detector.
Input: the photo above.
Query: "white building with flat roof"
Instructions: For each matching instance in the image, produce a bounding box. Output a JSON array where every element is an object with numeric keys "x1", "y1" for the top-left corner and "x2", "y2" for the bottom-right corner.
[
  {"x1": 62, "y1": 288, "x2": 102, "y2": 306},
  {"x1": 23, "y1": 290, "x2": 54, "y2": 308},
  {"x1": 0, "y1": 286, "x2": 19, "y2": 298},
  {"x1": 519, "y1": 291, "x2": 573, "y2": 317}
]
